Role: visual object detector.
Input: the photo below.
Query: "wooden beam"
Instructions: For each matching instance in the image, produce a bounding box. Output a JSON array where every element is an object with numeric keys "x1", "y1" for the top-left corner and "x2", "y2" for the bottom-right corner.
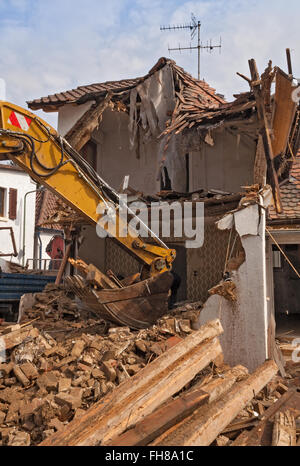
[
  {"x1": 248, "y1": 59, "x2": 282, "y2": 213},
  {"x1": 68, "y1": 258, "x2": 117, "y2": 289},
  {"x1": 86, "y1": 264, "x2": 118, "y2": 289},
  {"x1": 1, "y1": 325, "x2": 39, "y2": 351},
  {"x1": 150, "y1": 360, "x2": 278, "y2": 446},
  {"x1": 39, "y1": 320, "x2": 223, "y2": 446},
  {"x1": 126, "y1": 366, "x2": 248, "y2": 446},
  {"x1": 107, "y1": 388, "x2": 209, "y2": 446},
  {"x1": 55, "y1": 243, "x2": 72, "y2": 286},
  {"x1": 108, "y1": 365, "x2": 249, "y2": 446},
  {"x1": 65, "y1": 92, "x2": 112, "y2": 152}
]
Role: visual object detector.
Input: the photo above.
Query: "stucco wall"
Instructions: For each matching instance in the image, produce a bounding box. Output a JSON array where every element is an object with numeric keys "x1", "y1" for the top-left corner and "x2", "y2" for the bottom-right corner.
[
  {"x1": 189, "y1": 128, "x2": 256, "y2": 193},
  {"x1": 0, "y1": 167, "x2": 36, "y2": 265},
  {"x1": 58, "y1": 101, "x2": 94, "y2": 137},
  {"x1": 93, "y1": 109, "x2": 161, "y2": 194}
]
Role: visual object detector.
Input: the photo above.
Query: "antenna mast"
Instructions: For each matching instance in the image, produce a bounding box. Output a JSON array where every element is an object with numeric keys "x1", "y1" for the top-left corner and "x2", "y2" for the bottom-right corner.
[{"x1": 160, "y1": 14, "x2": 221, "y2": 80}]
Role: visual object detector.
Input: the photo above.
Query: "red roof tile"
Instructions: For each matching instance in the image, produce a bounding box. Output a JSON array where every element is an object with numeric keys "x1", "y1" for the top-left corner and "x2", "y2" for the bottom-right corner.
[
  {"x1": 35, "y1": 189, "x2": 63, "y2": 230},
  {"x1": 269, "y1": 152, "x2": 300, "y2": 221}
]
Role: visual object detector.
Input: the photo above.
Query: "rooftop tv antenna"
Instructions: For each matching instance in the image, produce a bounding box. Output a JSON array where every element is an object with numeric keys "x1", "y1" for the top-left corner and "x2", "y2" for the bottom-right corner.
[{"x1": 160, "y1": 14, "x2": 221, "y2": 80}]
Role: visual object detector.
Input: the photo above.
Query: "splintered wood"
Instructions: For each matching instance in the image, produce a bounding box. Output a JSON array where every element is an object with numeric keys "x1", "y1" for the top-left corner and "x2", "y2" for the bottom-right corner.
[{"x1": 272, "y1": 410, "x2": 296, "y2": 446}]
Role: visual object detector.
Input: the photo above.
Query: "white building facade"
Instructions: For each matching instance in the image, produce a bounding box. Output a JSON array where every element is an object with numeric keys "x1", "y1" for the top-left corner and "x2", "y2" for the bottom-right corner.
[{"x1": 0, "y1": 163, "x2": 37, "y2": 266}]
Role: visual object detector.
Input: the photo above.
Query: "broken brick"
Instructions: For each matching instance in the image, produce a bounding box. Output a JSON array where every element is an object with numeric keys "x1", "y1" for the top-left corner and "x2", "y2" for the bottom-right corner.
[
  {"x1": 7, "y1": 430, "x2": 30, "y2": 446},
  {"x1": 0, "y1": 411, "x2": 6, "y2": 424},
  {"x1": 55, "y1": 388, "x2": 83, "y2": 410},
  {"x1": 91, "y1": 368, "x2": 105, "y2": 379},
  {"x1": 48, "y1": 417, "x2": 64, "y2": 432},
  {"x1": 20, "y1": 361, "x2": 39, "y2": 381},
  {"x1": 102, "y1": 360, "x2": 117, "y2": 382},
  {"x1": 71, "y1": 340, "x2": 86, "y2": 358},
  {"x1": 13, "y1": 365, "x2": 30, "y2": 387},
  {"x1": 0, "y1": 363, "x2": 14, "y2": 377},
  {"x1": 58, "y1": 378, "x2": 71, "y2": 393},
  {"x1": 37, "y1": 372, "x2": 58, "y2": 392}
]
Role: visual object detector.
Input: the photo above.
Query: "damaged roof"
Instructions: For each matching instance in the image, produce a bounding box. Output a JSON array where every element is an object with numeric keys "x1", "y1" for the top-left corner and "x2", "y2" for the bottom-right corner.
[
  {"x1": 269, "y1": 151, "x2": 300, "y2": 221},
  {"x1": 35, "y1": 189, "x2": 63, "y2": 230},
  {"x1": 27, "y1": 57, "x2": 224, "y2": 113}
]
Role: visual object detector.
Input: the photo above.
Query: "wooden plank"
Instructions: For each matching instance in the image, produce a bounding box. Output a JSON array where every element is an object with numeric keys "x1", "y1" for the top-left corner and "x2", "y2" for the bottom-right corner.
[
  {"x1": 272, "y1": 410, "x2": 296, "y2": 446},
  {"x1": 39, "y1": 320, "x2": 223, "y2": 446},
  {"x1": 150, "y1": 360, "x2": 278, "y2": 446},
  {"x1": 272, "y1": 69, "x2": 296, "y2": 158}
]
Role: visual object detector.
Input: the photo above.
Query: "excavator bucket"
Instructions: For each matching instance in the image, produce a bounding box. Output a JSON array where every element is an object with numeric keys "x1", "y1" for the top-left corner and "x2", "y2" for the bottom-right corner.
[{"x1": 64, "y1": 271, "x2": 174, "y2": 329}]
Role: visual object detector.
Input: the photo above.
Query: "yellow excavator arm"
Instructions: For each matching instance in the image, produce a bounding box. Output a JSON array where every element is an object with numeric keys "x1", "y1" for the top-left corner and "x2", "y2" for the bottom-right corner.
[{"x1": 0, "y1": 101, "x2": 175, "y2": 275}]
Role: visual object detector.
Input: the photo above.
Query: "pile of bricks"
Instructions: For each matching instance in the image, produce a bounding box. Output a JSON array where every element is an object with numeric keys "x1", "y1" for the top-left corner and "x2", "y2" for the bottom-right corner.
[{"x1": 0, "y1": 302, "x2": 201, "y2": 445}]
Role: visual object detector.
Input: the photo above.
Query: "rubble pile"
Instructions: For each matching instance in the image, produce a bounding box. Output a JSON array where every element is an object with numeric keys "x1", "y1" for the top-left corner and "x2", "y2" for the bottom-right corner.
[
  {"x1": 0, "y1": 284, "x2": 299, "y2": 447},
  {"x1": 20, "y1": 283, "x2": 85, "y2": 323},
  {"x1": 0, "y1": 300, "x2": 202, "y2": 446}
]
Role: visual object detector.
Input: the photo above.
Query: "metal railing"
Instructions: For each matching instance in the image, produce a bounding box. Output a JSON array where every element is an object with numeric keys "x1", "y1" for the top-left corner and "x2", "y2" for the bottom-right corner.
[{"x1": 26, "y1": 258, "x2": 62, "y2": 272}]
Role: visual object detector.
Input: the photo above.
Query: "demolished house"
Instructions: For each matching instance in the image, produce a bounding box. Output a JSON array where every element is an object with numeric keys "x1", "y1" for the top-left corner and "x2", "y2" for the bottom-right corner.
[
  {"x1": 0, "y1": 54, "x2": 300, "y2": 448},
  {"x1": 26, "y1": 54, "x2": 300, "y2": 375}
]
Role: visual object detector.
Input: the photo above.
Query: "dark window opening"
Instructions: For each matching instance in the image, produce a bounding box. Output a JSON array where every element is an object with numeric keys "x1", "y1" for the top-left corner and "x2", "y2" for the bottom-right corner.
[
  {"x1": 160, "y1": 167, "x2": 172, "y2": 191},
  {"x1": 185, "y1": 153, "x2": 190, "y2": 192}
]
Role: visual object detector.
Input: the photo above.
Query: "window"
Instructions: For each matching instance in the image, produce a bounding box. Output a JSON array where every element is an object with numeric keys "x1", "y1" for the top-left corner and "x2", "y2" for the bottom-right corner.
[
  {"x1": 8, "y1": 188, "x2": 17, "y2": 220},
  {"x1": 0, "y1": 188, "x2": 5, "y2": 217},
  {"x1": 160, "y1": 167, "x2": 172, "y2": 191},
  {"x1": 185, "y1": 154, "x2": 190, "y2": 192},
  {"x1": 81, "y1": 140, "x2": 97, "y2": 171}
]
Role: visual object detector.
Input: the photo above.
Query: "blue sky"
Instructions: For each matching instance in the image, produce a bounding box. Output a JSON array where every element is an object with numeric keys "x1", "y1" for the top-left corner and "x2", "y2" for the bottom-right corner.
[{"x1": 0, "y1": 0, "x2": 300, "y2": 127}]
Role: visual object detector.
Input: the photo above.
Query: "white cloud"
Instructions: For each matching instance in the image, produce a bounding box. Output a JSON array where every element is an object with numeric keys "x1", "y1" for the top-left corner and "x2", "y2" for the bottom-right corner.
[{"x1": 0, "y1": 0, "x2": 299, "y2": 131}]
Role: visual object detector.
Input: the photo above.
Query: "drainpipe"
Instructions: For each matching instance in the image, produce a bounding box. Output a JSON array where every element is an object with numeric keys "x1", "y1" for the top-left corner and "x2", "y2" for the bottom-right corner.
[{"x1": 22, "y1": 187, "x2": 44, "y2": 267}]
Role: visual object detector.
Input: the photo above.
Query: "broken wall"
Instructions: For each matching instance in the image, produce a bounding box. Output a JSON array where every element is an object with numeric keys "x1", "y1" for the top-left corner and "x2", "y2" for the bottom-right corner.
[{"x1": 196, "y1": 194, "x2": 272, "y2": 372}]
